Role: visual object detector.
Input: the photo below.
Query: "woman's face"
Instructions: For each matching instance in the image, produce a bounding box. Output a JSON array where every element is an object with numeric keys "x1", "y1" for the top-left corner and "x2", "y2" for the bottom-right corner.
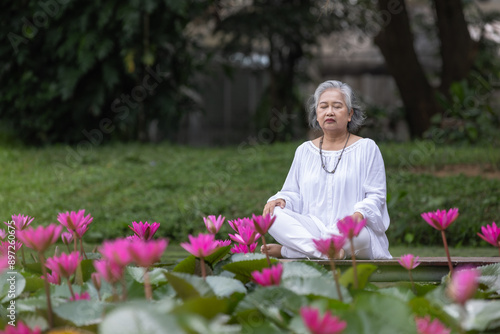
[{"x1": 316, "y1": 88, "x2": 352, "y2": 133}]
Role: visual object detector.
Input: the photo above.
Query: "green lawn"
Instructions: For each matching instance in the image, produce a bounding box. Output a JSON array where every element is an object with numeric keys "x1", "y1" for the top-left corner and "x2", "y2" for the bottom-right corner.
[{"x1": 1, "y1": 140, "x2": 499, "y2": 248}]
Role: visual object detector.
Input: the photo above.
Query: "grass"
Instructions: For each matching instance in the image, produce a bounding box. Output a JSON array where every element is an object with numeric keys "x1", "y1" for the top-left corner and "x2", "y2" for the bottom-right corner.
[{"x1": 1, "y1": 140, "x2": 499, "y2": 248}]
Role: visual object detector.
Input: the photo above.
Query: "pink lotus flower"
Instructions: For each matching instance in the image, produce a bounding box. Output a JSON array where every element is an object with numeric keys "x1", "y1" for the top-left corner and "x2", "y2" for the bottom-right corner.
[
  {"x1": 300, "y1": 306, "x2": 347, "y2": 334},
  {"x1": 447, "y1": 268, "x2": 479, "y2": 305},
  {"x1": 216, "y1": 239, "x2": 232, "y2": 247},
  {"x1": 252, "y1": 213, "x2": 276, "y2": 235},
  {"x1": 99, "y1": 239, "x2": 133, "y2": 267},
  {"x1": 229, "y1": 225, "x2": 261, "y2": 245},
  {"x1": 313, "y1": 235, "x2": 346, "y2": 259},
  {"x1": 251, "y1": 263, "x2": 283, "y2": 286},
  {"x1": 228, "y1": 217, "x2": 254, "y2": 232},
  {"x1": 398, "y1": 254, "x2": 421, "y2": 270},
  {"x1": 415, "y1": 316, "x2": 451, "y2": 334},
  {"x1": 61, "y1": 232, "x2": 74, "y2": 245},
  {"x1": 57, "y1": 209, "x2": 93, "y2": 232},
  {"x1": 126, "y1": 235, "x2": 141, "y2": 241},
  {"x1": 70, "y1": 291, "x2": 91, "y2": 301},
  {"x1": 93, "y1": 259, "x2": 124, "y2": 284},
  {"x1": 181, "y1": 233, "x2": 220, "y2": 258},
  {"x1": 8, "y1": 214, "x2": 35, "y2": 231},
  {"x1": 42, "y1": 271, "x2": 61, "y2": 285},
  {"x1": 16, "y1": 224, "x2": 63, "y2": 253},
  {"x1": 337, "y1": 216, "x2": 366, "y2": 239},
  {"x1": 204, "y1": 215, "x2": 225, "y2": 234},
  {"x1": 1, "y1": 321, "x2": 41, "y2": 334},
  {"x1": 421, "y1": 208, "x2": 459, "y2": 231},
  {"x1": 128, "y1": 239, "x2": 168, "y2": 267},
  {"x1": 231, "y1": 242, "x2": 258, "y2": 254},
  {"x1": 0, "y1": 240, "x2": 22, "y2": 255},
  {"x1": 75, "y1": 222, "x2": 91, "y2": 238},
  {"x1": 477, "y1": 222, "x2": 500, "y2": 248},
  {"x1": 128, "y1": 221, "x2": 160, "y2": 241},
  {"x1": 45, "y1": 251, "x2": 81, "y2": 279}
]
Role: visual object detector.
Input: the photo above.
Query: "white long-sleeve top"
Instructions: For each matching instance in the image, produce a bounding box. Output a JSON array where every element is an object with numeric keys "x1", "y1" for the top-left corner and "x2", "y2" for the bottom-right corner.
[{"x1": 268, "y1": 138, "x2": 392, "y2": 259}]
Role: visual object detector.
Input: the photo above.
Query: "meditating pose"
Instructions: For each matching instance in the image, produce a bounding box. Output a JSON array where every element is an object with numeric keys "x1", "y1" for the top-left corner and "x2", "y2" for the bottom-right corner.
[{"x1": 262, "y1": 80, "x2": 391, "y2": 260}]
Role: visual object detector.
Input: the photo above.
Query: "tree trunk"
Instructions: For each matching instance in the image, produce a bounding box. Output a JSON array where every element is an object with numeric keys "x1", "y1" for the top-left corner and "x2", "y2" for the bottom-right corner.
[
  {"x1": 374, "y1": 0, "x2": 442, "y2": 138},
  {"x1": 268, "y1": 39, "x2": 303, "y2": 142},
  {"x1": 433, "y1": 0, "x2": 478, "y2": 93}
]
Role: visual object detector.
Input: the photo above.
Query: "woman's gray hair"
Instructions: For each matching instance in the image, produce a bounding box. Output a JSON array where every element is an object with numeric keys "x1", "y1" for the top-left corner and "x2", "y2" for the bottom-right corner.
[{"x1": 307, "y1": 80, "x2": 366, "y2": 133}]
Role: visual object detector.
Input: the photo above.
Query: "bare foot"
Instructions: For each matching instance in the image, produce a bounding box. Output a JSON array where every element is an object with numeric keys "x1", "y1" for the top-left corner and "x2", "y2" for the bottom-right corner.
[{"x1": 261, "y1": 244, "x2": 283, "y2": 258}]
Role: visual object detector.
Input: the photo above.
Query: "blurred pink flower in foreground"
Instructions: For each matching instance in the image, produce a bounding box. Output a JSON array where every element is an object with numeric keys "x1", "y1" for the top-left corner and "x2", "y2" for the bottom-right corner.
[
  {"x1": 300, "y1": 306, "x2": 347, "y2": 334},
  {"x1": 0, "y1": 241, "x2": 23, "y2": 256},
  {"x1": 45, "y1": 251, "x2": 81, "y2": 279},
  {"x1": 252, "y1": 213, "x2": 276, "y2": 235},
  {"x1": 128, "y1": 221, "x2": 160, "y2": 241},
  {"x1": 61, "y1": 232, "x2": 73, "y2": 245},
  {"x1": 251, "y1": 263, "x2": 283, "y2": 287},
  {"x1": 8, "y1": 214, "x2": 35, "y2": 231},
  {"x1": 57, "y1": 209, "x2": 93, "y2": 232},
  {"x1": 16, "y1": 224, "x2": 63, "y2": 253},
  {"x1": 337, "y1": 216, "x2": 366, "y2": 239},
  {"x1": 447, "y1": 268, "x2": 479, "y2": 305},
  {"x1": 228, "y1": 217, "x2": 255, "y2": 234},
  {"x1": 415, "y1": 316, "x2": 451, "y2": 334},
  {"x1": 128, "y1": 239, "x2": 168, "y2": 267},
  {"x1": 181, "y1": 233, "x2": 220, "y2": 258},
  {"x1": 216, "y1": 239, "x2": 232, "y2": 247},
  {"x1": 398, "y1": 254, "x2": 421, "y2": 270},
  {"x1": 229, "y1": 225, "x2": 261, "y2": 246},
  {"x1": 477, "y1": 222, "x2": 500, "y2": 248},
  {"x1": 1, "y1": 321, "x2": 41, "y2": 334},
  {"x1": 42, "y1": 271, "x2": 61, "y2": 285},
  {"x1": 93, "y1": 260, "x2": 124, "y2": 284},
  {"x1": 421, "y1": 208, "x2": 459, "y2": 231},
  {"x1": 0, "y1": 230, "x2": 6, "y2": 239},
  {"x1": 231, "y1": 242, "x2": 257, "y2": 254},
  {"x1": 70, "y1": 292, "x2": 91, "y2": 301},
  {"x1": 204, "y1": 215, "x2": 225, "y2": 234},
  {"x1": 313, "y1": 235, "x2": 346, "y2": 259},
  {"x1": 99, "y1": 239, "x2": 133, "y2": 267}
]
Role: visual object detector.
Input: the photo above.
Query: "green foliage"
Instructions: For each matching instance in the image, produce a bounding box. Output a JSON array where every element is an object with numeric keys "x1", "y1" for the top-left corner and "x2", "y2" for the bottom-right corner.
[
  {"x1": 339, "y1": 264, "x2": 378, "y2": 290},
  {"x1": 430, "y1": 76, "x2": 500, "y2": 144},
  {"x1": 0, "y1": 0, "x2": 211, "y2": 144},
  {"x1": 340, "y1": 291, "x2": 418, "y2": 334},
  {"x1": 53, "y1": 300, "x2": 104, "y2": 327}
]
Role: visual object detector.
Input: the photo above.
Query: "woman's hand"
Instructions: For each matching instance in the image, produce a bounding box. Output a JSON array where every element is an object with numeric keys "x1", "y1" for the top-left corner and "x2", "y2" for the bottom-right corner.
[{"x1": 263, "y1": 199, "x2": 286, "y2": 216}]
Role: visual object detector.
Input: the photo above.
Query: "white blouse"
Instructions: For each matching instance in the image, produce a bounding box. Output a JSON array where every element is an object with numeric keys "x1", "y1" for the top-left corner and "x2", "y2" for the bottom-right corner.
[{"x1": 269, "y1": 138, "x2": 392, "y2": 259}]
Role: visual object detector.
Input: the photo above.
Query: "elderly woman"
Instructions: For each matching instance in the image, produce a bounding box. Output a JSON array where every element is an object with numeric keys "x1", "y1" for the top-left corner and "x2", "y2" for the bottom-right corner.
[{"x1": 262, "y1": 80, "x2": 391, "y2": 260}]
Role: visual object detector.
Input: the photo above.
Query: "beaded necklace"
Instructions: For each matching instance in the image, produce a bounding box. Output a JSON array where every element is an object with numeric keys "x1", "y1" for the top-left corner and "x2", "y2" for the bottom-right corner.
[{"x1": 319, "y1": 132, "x2": 350, "y2": 174}]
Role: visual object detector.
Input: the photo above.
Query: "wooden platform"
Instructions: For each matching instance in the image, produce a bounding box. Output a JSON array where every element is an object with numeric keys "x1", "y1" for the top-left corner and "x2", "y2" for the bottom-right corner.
[{"x1": 280, "y1": 257, "x2": 499, "y2": 282}]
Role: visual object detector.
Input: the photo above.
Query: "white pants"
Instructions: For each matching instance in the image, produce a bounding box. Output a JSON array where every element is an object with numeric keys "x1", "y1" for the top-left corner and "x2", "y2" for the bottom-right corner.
[{"x1": 268, "y1": 207, "x2": 373, "y2": 259}]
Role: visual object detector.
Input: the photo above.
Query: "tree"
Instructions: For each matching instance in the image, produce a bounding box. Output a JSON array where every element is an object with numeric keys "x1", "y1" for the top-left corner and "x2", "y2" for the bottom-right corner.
[
  {"x1": 211, "y1": 0, "x2": 339, "y2": 141},
  {"x1": 331, "y1": 0, "x2": 496, "y2": 138},
  {"x1": 0, "y1": 0, "x2": 210, "y2": 144},
  {"x1": 374, "y1": 0, "x2": 481, "y2": 137}
]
